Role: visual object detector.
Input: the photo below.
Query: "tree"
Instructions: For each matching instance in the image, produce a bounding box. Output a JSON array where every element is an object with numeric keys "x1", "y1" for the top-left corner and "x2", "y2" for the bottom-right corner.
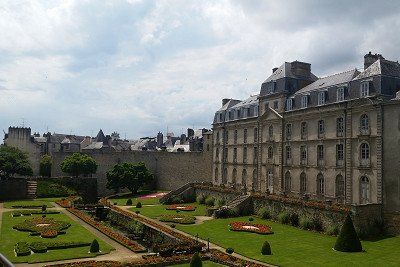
[
  {"x1": 39, "y1": 155, "x2": 52, "y2": 177},
  {"x1": 334, "y1": 214, "x2": 363, "y2": 252},
  {"x1": 60, "y1": 153, "x2": 97, "y2": 178},
  {"x1": 190, "y1": 252, "x2": 202, "y2": 267},
  {"x1": 90, "y1": 239, "x2": 100, "y2": 253},
  {"x1": 0, "y1": 145, "x2": 33, "y2": 180},
  {"x1": 261, "y1": 241, "x2": 272, "y2": 255},
  {"x1": 106, "y1": 162, "x2": 153, "y2": 194}
]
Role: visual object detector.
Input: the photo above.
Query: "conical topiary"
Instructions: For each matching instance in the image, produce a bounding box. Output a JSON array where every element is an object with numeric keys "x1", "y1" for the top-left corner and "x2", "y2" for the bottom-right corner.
[
  {"x1": 126, "y1": 198, "x2": 133, "y2": 205},
  {"x1": 190, "y1": 252, "x2": 202, "y2": 267},
  {"x1": 261, "y1": 240, "x2": 271, "y2": 255},
  {"x1": 90, "y1": 239, "x2": 100, "y2": 253},
  {"x1": 334, "y1": 214, "x2": 363, "y2": 252}
]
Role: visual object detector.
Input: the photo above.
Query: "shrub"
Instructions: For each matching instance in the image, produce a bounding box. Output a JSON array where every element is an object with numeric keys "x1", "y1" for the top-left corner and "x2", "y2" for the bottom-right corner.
[
  {"x1": 15, "y1": 242, "x2": 30, "y2": 256},
  {"x1": 205, "y1": 196, "x2": 215, "y2": 207},
  {"x1": 126, "y1": 199, "x2": 133, "y2": 206},
  {"x1": 326, "y1": 225, "x2": 340, "y2": 236},
  {"x1": 113, "y1": 202, "x2": 118, "y2": 205},
  {"x1": 278, "y1": 212, "x2": 290, "y2": 224},
  {"x1": 248, "y1": 217, "x2": 254, "y2": 222},
  {"x1": 170, "y1": 224, "x2": 176, "y2": 228},
  {"x1": 190, "y1": 252, "x2": 202, "y2": 267},
  {"x1": 214, "y1": 207, "x2": 238, "y2": 218},
  {"x1": 289, "y1": 213, "x2": 299, "y2": 227},
  {"x1": 261, "y1": 241, "x2": 271, "y2": 255},
  {"x1": 36, "y1": 180, "x2": 76, "y2": 198},
  {"x1": 257, "y1": 207, "x2": 271, "y2": 220},
  {"x1": 226, "y1": 247, "x2": 234, "y2": 254},
  {"x1": 29, "y1": 242, "x2": 47, "y2": 253},
  {"x1": 312, "y1": 217, "x2": 324, "y2": 232},
  {"x1": 135, "y1": 210, "x2": 140, "y2": 214},
  {"x1": 136, "y1": 202, "x2": 142, "y2": 208},
  {"x1": 41, "y1": 205, "x2": 47, "y2": 212},
  {"x1": 196, "y1": 194, "x2": 206, "y2": 204},
  {"x1": 334, "y1": 214, "x2": 363, "y2": 252},
  {"x1": 90, "y1": 239, "x2": 100, "y2": 253},
  {"x1": 300, "y1": 216, "x2": 314, "y2": 230},
  {"x1": 214, "y1": 198, "x2": 226, "y2": 208}
]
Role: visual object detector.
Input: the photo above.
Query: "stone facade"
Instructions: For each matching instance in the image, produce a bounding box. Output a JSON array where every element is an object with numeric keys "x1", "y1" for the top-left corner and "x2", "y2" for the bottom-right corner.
[{"x1": 213, "y1": 53, "x2": 400, "y2": 213}]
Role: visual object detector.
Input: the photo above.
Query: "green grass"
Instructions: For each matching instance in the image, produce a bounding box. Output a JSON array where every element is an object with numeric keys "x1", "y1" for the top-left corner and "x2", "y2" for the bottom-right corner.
[
  {"x1": 176, "y1": 216, "x2": 400, "y2": 267},
  {"x1": 173, "y1": 260, "x2": 226, "y2": 266},
  {"x1": 3, "y1": 198, "x2": 61, "y2": 208},
  {"x1": 109, "y1": 191, "x2": 167, "y2": 206},
  {"x1": 0, "y1": 211, "x2": 114, "y2": 263},
  {"x1": 129, "y1": 203, "x2": 208, "y2": 219}
]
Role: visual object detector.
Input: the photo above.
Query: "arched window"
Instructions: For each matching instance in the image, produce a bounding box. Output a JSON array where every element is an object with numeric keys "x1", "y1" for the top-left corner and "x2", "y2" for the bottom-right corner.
[
  {"x1": 360, "y1": 114, "x2": 369, "y2": 133},
  {"x1": 300, "y1": 172, "x2": 307, "y2": 194},
  {"x1": 267, "y1": 171, "x2": 273, "y2": 190},
  {"x1": 214, "y1": 168, "x2": 218, "y2": 183},
  {"x1": 360, "y1": 176, "x2": 370, "y2": 204},
  {"x1": 232, "y1": 169, "x2": 237, "y2": 185},
  {"x1": 360, "y1": 143, "x2": 370, "y2": 160},
  {"x1": 284, "y1": 171, "x2": 291, "y2": 193},
  {"x1": 252, "y1": 169, "x2": 258, "y2": 191},
  {"x1": 335, "y1": 174, "x2": 345, "y2": 198},
  {"x1": 222, "y1": 168, "x2": 228, "y2": 184},
  {"x1": 317, "y1": 173, "x2": 324, "y2": 196},
  {"x1": 268, "y1": 125, "x2": 273, "y2": 140},
  {"x1": 268, "y1": 146, "x2": 273, "y2": 159},
  {"x1": 242, "y1": 169, "x2": 247, "y2": 187}
]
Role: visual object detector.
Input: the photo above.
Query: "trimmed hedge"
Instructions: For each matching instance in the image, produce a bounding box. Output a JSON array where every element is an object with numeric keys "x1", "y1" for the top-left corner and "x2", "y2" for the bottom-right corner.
[
  {"x1": 334, "y1": 214, "x2": 363, "y2": 252},
  {"x1": 15, "y1": 241, "x2": 92, "y2": 256},
  {"x1": 29, "y1": 242, "x2": 47, "y2": 253},
  {"x1": 126, "y1": 199, "x2": 133, "y2": 206},
  {"x1": 90, "y1": 239, "x2": 100, "y2": 253},
  {"x1": 15, "y1": 242, "x2": 30, "y2": 256},
  {"x1": 261, "y1": 241, "x2": 271, "y2": 255},
  {"x1": 12, "y1": 210, "x2": 60, "y2": 217}
]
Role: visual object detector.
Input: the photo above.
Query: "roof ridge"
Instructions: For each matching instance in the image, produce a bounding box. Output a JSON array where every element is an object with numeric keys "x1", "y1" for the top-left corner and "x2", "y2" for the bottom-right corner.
[{"x1": 317, "y1": 68, "x2": 358, "y2": 80}]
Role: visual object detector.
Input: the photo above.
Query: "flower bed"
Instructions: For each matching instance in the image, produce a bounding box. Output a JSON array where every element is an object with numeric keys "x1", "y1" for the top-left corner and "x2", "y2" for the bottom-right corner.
[
  {"x1": 166, "y1": 204, "x2": 196, "y2": 211},
  {"x1": 159, "y1": 214, "x2": 196, "y2": 224},
  {"x1": 13, "y1": 217, "x2": 71, "y2": 237},
  {"x1": 66, "y1": 208, "x2": 147, "y2": 253},
  {"x1": 138, "y1": 192, "x2": 167, "y2": 200},
  {"x1": 229, "y1": 221, "x2": 274, "y2": 235},
  {"x1": 56, "y1": 196, "x2": 79, "y2": 208}
]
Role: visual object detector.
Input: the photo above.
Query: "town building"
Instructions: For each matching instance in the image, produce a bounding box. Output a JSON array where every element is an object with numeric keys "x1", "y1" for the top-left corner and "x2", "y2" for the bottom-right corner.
[{"x1": 212, "y1": 52, "x2": 400, "y2": 212}]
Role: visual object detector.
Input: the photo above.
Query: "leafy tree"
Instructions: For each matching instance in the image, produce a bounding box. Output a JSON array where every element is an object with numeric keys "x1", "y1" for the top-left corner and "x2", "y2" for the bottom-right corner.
[
  {"x1": 60, "y1": 153, "x2": 97, "y2": 178},
  {"x1": 39, "y1": 155, "x2": 52, "y2": 177},
  {"x1": 106, "y1": 162, "x2": 153, "y2": 194},
  {"x1": 334, "y1": 214, "x2": 363, "y2": 252},
  {"x1": 190, "y1": 252, "x2": 202, "y2": 267},
  {"x1": 0, "y1": 145, "x2": 33, "y2": 180}
]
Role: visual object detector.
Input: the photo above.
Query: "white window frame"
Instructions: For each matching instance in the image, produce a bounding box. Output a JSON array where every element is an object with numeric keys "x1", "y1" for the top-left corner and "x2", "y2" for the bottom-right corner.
[
  {"x1": 286, "y1": 98, "x2": 293, "y2": 111},
  {"x1": 360, "y1": 82, "x2": 369, "y2": 97},
  {"x1": 301, "y1": 95, "x2": 308, "y2": 108},
  {"x1": 318, "y1": 91, "x2": 326, "y2": 106},
  {"x1": 337, "y1": 87, "x2": 345, "y2": 102}
]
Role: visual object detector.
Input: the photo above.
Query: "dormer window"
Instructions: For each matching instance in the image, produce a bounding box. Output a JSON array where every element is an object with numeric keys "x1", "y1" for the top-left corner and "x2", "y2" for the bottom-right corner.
[
  {"x1": 229, "y1": 110, "x2": 234, "y2": 120},
  {"x1": 286, "y1": 98, "x2": 293, "y2": 111},
  {"x1": 236, "y1": 109, "x2": 241, "y2": 119},
  {"x1": 337, "y1": 87, "x2": 345, "y2": 102},
  {"x1": 219, "y1": 113, "x2": 223, "y2": 122},
  {"x1": 267, "y1": 82, "x2": 276, "y2": 94},
  {"x1": 361, "y1": 82, "x2": 369, "y2": 97},
  {"x1": 301, "y1": 95, "x2": 308, "y2": 108},
  {"x1": 318, "y1": 91, "x2": 326, "y2": 106}
]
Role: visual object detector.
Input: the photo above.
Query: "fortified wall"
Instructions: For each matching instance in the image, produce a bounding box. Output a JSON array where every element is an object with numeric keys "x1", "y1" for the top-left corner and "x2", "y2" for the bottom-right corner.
[{"x1": 51, "y1": 150, "x2": 212, "y2": 196}]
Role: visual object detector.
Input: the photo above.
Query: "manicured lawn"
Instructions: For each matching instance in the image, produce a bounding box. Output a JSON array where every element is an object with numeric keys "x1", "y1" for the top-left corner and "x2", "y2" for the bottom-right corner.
[
  {"x1": 3, "y1": 198, "x2": 61, "y2": 208},
  {"x1": 176, "y1": 216, "x2": 400, "y2": 267},
  {"x1": 0, "y1": 211, "x2": 114, "y2": 263},
  {"x1": 109, "y1": 191, "x2": 167, "y2": 206},
  {"x1": 173, "y1": 260, "x2": 226, "y2": 266},
  {"x1": 129, "y1": 203, "x2": 208, "y2": 219}
]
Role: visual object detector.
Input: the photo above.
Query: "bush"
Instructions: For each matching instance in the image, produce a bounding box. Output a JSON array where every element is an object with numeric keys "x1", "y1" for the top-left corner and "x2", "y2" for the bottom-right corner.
[
  {"x1": 196, "y1": 194, "x2": 206, "y2": 204},
  {"x1": 205, "y1": 196, "x2": 215, "y2": 207},
  {"x1": 190, "y1": 252, "x2": 202, "y2": 267},
  {"x1": 248, "y1": 217, "x2": 254, "y2": 222},
  {"x1": 15, "y1": 242, "x2": 30, "y2": 256},
  {"x1": 29, "y1": 242, "x2": 47, "y2": 253},
  {"x1": 41, "y1": 205, "x2": 47, "y2": 212},
  {"x1": 90, "y1": 239, "x2": 100, "y2": 253},
  {"x1": 136, "y1": 202, "x2": 142, "y2": 208},
  {"x1": 261, "y1": 241, "x2": 271, "y2": 255},
  {"x1": 300, "y1": 217, "x2": 314, "y2": 230},
  {"x1": 312, "y1": 217, "x2": 324, "y2": 232},
  {"x1": 170, "y1": 195, "x2": 183, "y2": 204},
  {"x1": 334, "y1": 214, "x2": 363, "y2": 252},
  {"x1": 214, "y1": 207, "x2": 238, "y2": 218},
  {"x1": 214, "y1": 198, "x2": 226, "y2": 208},
  {"x1": 278, "y1": 212, "x2": 290, "y2": 224},
  {"x1": 126, "y1": 199, "x2": 133, "y2": 206},
  {"x1": 36, "y1": 180, "x2": 76, "y2": 198},
  {"x1": 170, "y1": 224, "x2": 176, "y2": 228},
  {"x1": 289, "y1": 213, "x2": 299, "y2": 227},
  {"x1": 257, "y1": 207, "x2": 271, "y2": 220},
  {"x1": 226, "y1": 247, "x2": 234, "y2": 254},
  {"x1": 326, "y1": 225, "x2": 340, "y2": 236}
]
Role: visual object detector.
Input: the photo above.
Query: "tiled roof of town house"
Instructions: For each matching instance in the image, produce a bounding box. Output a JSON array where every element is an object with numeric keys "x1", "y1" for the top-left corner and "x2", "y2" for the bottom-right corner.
[
  {"x1": 263, "y1": 62, "x2": 318, "y2": 83},
  {"x1": 354, "y1": 59, "x2": 400, "y2": 80},
  {"x1": 295, "y1": 69, "x2": 360, "y2": 95}
]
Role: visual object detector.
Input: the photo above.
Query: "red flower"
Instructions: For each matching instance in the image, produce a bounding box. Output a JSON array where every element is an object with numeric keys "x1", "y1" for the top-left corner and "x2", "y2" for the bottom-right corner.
[{"x1": 229, "y1": 221, "x2": 273, "y2": 235}]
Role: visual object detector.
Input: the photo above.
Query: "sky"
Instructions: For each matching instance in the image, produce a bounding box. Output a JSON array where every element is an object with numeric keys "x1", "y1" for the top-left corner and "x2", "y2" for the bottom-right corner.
[{"x1": 1, "y1": 0, "x2": 400, "y2": 139}]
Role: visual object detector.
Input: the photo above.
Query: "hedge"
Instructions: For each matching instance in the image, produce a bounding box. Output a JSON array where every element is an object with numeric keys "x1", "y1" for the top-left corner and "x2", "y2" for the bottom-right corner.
[
  {"x1": 15, "y1": 242, "x2": 30, "y2": 256},
  {"x1": 15, "y1": 241, "x2": 92, "y2": 256},
  {"x1": 12, "y1": 210, "x2": 60, "y2": 217}
]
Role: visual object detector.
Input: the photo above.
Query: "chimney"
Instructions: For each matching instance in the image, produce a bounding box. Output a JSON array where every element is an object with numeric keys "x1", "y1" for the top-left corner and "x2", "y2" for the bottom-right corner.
[
  {"x1": 364, "y1": 52, "x2": 385, "y2": 70},
  {"x1": 272, "y1": 67, "x2": 278, "y2": 73},
  {"x1": 222, "y1": 98, "x2": 230, "y2": 107},
  {"x1": 290, "y1": 61, "x2": 311, "y2": 78},
  {"x1": 187, "y1": 128, "x2": 194, "y2": 138}
]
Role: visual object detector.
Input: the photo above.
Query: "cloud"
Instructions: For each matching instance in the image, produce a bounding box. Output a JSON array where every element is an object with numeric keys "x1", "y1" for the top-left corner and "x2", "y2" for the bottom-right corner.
[{"x1": 1, "y1": 0, "x2": 400, "y2": 138}]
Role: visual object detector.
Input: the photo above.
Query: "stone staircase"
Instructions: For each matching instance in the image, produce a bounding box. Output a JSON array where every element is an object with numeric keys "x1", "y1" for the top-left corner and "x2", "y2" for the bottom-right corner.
[
  {"x1": 159, "y1": 182, "x2": 195, "y2": 203},
  {"x1": 383, "y1": 211, "x2": 400, "y2": 235},
  {"x1": 26, "y1": 180, "x2": 37, "y2": 199},
  {"x1": 223, "y1": 193, "x2": 252, "y2": 215}
]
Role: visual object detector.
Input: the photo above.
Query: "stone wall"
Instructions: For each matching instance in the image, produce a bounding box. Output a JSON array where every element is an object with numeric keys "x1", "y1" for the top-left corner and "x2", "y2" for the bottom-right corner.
[
  {"x1": 51, "y1": 150, "x2": 212, "y2": 196},
  {"x1": 0, "y1": 178, "x2": 28, "y2": 200}
]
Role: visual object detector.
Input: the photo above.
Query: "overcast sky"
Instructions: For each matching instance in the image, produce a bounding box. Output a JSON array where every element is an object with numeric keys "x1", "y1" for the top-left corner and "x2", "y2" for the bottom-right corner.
[{"x1": 1, "y1": 0, "x2": 400, "y2": 139}]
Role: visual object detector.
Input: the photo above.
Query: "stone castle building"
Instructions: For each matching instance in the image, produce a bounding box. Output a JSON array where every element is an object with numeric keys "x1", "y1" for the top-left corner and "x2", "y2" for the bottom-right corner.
[{"x1": 212, "y1": 52, "x2": 400, "y2": 212}]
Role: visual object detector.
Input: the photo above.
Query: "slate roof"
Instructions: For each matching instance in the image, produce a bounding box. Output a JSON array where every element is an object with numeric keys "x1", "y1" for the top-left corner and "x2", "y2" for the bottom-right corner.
[
  {"x1": 263, "y1": 62, "x2": 318, "y2": 83},
  {"x1": 49, "y1": 134, "x2": 85, "y2": 144},
  {"x1": 354, "y1": 59, "x2": 400, "y2": 80},
  {"x1": 218, "y1": 99, "x2": 242, "y2": 111},
  {"x1": 230, "y1": 95, "x2": 259, "y2": 109},
  {"x1": 82, "y1": 142, "x2": 104, "y2": 150},
  {"x1": 295, "y1": 69, "x2": 360, "y2": 95}
]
